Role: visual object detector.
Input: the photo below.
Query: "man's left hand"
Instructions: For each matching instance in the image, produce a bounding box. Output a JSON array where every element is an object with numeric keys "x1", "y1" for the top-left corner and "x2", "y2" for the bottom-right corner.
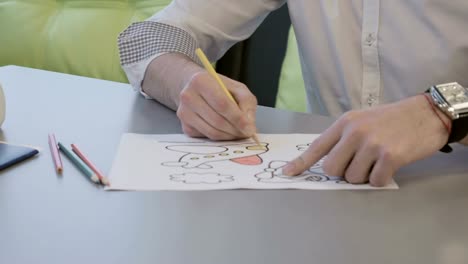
[{"x1": 283, "y1": 95, "x2": 450, "y2": 186}]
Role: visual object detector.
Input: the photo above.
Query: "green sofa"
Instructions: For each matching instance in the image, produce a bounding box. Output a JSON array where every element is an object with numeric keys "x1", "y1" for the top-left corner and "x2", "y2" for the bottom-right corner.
[
  {"x1": 0, "y1": 0, "x2": 169, "y2": 83},
  {"x1": 0, "y1": 0, "x2": 306, "y2": 112}
]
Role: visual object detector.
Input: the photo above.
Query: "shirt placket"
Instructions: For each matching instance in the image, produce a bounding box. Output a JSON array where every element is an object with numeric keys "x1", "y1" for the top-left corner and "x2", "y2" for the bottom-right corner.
[{"x1": 361, "y1": 0, "x2": 381, "y2": 108}]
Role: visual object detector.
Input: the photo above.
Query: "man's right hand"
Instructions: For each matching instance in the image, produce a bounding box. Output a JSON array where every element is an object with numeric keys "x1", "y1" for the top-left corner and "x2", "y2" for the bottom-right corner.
[
  {"x1": 177, "y1": 71, "x2": 257, "y2": 140},
  {"x1": 142, "y1": 53, "x2": 258, "y2": 141}
]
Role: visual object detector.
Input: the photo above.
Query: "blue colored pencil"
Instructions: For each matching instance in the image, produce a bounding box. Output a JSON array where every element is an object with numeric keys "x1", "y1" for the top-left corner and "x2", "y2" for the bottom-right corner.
[{"x1": 58, "y1": 142, "x2": 100, "y2": 184}]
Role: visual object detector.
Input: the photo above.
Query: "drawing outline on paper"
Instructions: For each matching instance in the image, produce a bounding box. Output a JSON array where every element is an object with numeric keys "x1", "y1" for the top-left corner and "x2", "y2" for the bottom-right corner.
[
  {"x1": 107, "y1": 134, "x2": 398, "y2": 190},
  {"x1": 161, "y1": 142, "x2": 269, "y2": 169},
  {"x1": 296, "y1": 143, "x2": 312, "y2": 151},
  {"x1": 170, "y1": 172, "x2": 234, "y2": 184},
  {"x1": 255, "y1": 160, "x2": 346, "y2": 184}
]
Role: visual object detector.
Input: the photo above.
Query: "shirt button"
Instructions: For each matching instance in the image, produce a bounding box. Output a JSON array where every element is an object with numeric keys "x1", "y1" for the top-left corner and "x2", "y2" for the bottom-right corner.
[
  {"x1": 365, "y1": 33, "x2": 375, "y2": 46},
  {"x1": 367, "y1": 94, "x2": 376, "y2": 106}
]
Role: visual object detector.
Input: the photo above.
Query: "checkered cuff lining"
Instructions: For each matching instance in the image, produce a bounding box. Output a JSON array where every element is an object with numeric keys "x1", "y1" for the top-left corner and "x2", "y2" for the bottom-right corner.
[{"x1": 118, "y1": 21, "x2": 199, "y2": 66}]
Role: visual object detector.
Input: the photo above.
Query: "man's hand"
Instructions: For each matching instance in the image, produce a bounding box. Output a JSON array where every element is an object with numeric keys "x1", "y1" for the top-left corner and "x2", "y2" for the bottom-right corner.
[
  {"x1": 142, "y1": 53, "x2": 257, "y2": 141},
  {"x1": 177, "y1": 71, "x2": 257, "y2": 140},
  {"x1": 283, "y1": 95, "x2": 451, "y2": 186}
]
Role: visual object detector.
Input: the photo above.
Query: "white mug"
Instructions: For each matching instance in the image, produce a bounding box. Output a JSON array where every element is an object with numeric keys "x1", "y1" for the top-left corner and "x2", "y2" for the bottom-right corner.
[{"x1": 0, "y1": 83, "x2": 5, "y2": 126}]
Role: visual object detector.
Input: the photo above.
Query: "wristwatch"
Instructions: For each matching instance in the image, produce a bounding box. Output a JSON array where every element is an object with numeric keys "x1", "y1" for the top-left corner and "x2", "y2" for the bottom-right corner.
[{"x1": 428, "y1": 82, "x2": 468, "y2": 152}]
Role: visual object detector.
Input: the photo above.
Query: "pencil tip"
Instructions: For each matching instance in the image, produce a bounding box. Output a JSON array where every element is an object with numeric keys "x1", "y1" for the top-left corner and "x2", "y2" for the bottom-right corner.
[
  {"x1": 91, "y1": 175, "x2": 100, "y2": 184},
  {"x1": 252, "y1": 134, "x2": 261, "y2": 146},
  {"x1": 101, "y1": 177, "x2": 110, "y2": 186}
]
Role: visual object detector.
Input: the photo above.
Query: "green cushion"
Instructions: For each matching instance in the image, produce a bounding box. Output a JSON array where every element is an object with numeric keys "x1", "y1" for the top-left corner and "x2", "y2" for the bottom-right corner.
[
  {"x1": 0, "y1": 0, "x2": 171, "y2": 83},
  {"x1": 275, "y1": 26, "x2": 307, "y2": 112}
]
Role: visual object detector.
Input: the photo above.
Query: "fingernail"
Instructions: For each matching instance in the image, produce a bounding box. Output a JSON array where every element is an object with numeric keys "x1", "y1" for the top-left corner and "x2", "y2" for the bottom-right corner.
[{"x1": 282, "y1": 163, "x2": 296, "y2": 176}]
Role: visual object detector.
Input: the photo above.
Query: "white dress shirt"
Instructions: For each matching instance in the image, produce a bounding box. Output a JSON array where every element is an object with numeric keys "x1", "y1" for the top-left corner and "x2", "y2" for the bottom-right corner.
[{"x1": 118, "y1": 0, "x2": 468, "y2": 116}]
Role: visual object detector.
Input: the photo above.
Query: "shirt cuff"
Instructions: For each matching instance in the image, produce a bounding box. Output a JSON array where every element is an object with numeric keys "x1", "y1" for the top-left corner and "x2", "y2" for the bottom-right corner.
[{"x1": 118, "y1": 21, "x2": 201, "y2": 97}]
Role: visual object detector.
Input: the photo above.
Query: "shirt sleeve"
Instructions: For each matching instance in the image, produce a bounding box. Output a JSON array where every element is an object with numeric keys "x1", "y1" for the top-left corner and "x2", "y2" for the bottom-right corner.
[{"x1": 118, "y1": 0, "x2": 286, "y2": 97}]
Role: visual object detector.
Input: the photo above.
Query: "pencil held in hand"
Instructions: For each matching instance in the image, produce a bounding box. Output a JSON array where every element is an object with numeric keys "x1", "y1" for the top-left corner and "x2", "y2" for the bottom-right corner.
[
  {"x1": 195, "y1": 48, "x2": 261, "y2": 145},
  {"x1": 195, "y1": 48, "x2": 236, "y2": 103}
]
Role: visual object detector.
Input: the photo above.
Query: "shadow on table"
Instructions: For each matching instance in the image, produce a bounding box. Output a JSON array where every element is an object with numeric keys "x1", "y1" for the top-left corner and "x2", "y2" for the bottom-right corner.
[
  {"x1": 127, "y1": 95, "x2": 182, "y2": 134},
  {"x1": 396, "y1": 145, "x2": 468, "y2": 197}
]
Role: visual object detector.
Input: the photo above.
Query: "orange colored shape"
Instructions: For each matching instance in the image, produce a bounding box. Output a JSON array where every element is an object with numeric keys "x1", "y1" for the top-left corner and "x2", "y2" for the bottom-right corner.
[{"x1": 230, "y1": 155, "x2": 262, "y2": 165}]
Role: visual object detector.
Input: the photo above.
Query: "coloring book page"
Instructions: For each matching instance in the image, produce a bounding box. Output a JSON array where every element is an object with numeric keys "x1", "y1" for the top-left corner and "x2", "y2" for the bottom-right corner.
[{"x1": 106, "y1": 134, "x2": 398, "y2": 191}]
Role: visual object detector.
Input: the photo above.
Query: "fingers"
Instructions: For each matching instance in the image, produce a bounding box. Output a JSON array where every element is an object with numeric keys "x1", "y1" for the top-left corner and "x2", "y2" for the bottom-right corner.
[
  {"x1": 282, "y1": 116, "x2": 395, "y2": 187},
  {"x1": 180, "y1": 90, "x2": 244, "y2": 137},
  {"x1": 230, "y1": 83, "x2": 258, "y2": 135},
  {"x1": 197, "y1": 76, "x2": 255, "y2": 136},
  {"x1": 283, "y1": 122, "x2": 342, "y2": 176},
  {"x1": 368, "y1": 151, "x2": 395, "y2": 187},
  {"x1": 177, "y1": 104, "x2": 237, "y2": 141},
  {"x1": 321, "y1": 138, "x2": 357, "y2": 177},
  {"x1": 178, "y1": 72, "x2": 257, "y2": 139},
  {"x1": 226, "y1": 77, "x2": 258, "y2": 121},
  {"x1": 344, "y1": 146, "x2": 376, "y2": 184},
  {"x1": 180, "y1": 124, "x2": 204, "y2": 138}
]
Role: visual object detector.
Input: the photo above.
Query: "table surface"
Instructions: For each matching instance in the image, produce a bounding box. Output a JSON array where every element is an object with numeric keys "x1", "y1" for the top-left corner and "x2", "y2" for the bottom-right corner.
[{"x1": 0, "y1": 66, "x2": 467, "y2": 264}]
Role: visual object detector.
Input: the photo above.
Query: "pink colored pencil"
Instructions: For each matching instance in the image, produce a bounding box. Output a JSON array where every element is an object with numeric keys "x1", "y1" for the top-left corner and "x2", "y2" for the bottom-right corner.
[
  {"x1": 48, "y1": 133, "x2": 63, "y2": 173},
  {"x1": 71, "y1": 143, "x2": 109, "y2": 186}
]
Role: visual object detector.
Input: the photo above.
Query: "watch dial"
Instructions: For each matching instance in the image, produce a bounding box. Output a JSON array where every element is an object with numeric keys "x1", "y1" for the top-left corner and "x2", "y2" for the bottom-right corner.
[{"x1": 441, "y1": 84, "x2": 468, "y2": 104}]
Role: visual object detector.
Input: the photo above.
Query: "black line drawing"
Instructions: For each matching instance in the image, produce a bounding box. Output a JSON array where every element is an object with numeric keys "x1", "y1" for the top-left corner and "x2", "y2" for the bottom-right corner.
[
  {"x1": 158, "y1": 140, "x2": 205, "y2": 144},
  {"x1": 254, "y1": 160, "x2": 347, "y2": 184},
  {"x1": 296, "y1": 143, "x2": 312, "y2": 151},
  {"x1": 170, "y1": 172, "x2": 234, "y2": 184},
  {"x1": 161, "y1": 142, "x2": 269, "y2": 169}
]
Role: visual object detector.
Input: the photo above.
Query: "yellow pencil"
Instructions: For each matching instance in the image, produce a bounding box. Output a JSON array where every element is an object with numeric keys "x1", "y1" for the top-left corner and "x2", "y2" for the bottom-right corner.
[{"x1": 195, "y1": 48, "x2": 261, "y2": 145}]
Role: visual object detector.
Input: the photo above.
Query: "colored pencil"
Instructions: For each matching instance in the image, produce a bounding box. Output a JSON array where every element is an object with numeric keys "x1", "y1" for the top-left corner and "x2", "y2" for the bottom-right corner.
[
  {"x1": 48, "y1": 133, "x2": 63, "y2": 173},
  {"x1": 71, "y1": 143, "x2": 110, "y2": 186},
  {"x1": 57, "y1": 142, "x2": 100, "y2": 184},
  {"x1": 195, "y1": 48, "x2": 261, "y2": 145}
]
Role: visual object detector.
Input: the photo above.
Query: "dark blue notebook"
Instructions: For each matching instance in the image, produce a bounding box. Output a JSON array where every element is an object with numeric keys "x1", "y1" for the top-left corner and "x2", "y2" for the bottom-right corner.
[{"x1": 0, "y1": 142, "x2": 39, "y2": 171}]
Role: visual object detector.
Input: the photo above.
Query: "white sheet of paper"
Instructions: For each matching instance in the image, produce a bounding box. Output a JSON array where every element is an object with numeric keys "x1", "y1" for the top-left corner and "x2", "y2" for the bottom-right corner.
[{"x1": 106, "y1": 134, "x2": 398, "y2": 191}]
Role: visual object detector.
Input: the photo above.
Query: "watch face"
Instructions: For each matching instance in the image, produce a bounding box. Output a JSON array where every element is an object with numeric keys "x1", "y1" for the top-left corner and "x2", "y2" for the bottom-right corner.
[{"x1": 439, "y1": 83, "x2": 468, "y2": 105}]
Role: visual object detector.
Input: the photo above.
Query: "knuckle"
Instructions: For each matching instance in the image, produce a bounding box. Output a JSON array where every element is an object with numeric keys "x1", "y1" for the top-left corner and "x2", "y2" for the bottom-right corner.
[
  {"x1": 340, "y1": 111, "x2": 359, "y2": 125},
  {"x1": 380, "y1": 148, "x2": 394, "y2": 163},
  {"x1": 296, "y1": 156, "x2": 306, "y2": 168},
  {"x1": 187, "y1": 72, "x2": 211, "y2": 94},
  {"x1": 251, "y1": 95, "x2": 258, "y2": 106},
  {"x1": 231, "y1": 112, "x2": 244, "y2": 127},
  {"x1": 291, "y1": 156, "x2": 306, "y2": 172},
  {"x1": 176, "y1": 107, "x2": 186, "y2": 120},
  {"x1": 345, "y1": 171, "x2": 367, "y2": 184},
  {"x1": 211, "y1": 115, "x2": 227, "y2": 129},
  {"x1": 179, "y1": 90, "x2": 192, "y2": 105},
  {"x1": 346, "y1": 125, "x2": 368, "y2": 141},
  {"x1": 380, "y1": 148, "x2": 398, "y2": 169},
  {"x1": 238, "y1": 87, "x2": 257, "y2": 107},
  {"x1": 189, "y1": 71, "x2": 206, "y2": 87},
  {"x1": 364, "y1": 136, "x2": 381, "y2": 153},
  {"x1": 237, "y1": 84, "x2": 252, "y2": 97},
  {"x1": 213, "y1": 99, "x2": 229, "y2": 113}
]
